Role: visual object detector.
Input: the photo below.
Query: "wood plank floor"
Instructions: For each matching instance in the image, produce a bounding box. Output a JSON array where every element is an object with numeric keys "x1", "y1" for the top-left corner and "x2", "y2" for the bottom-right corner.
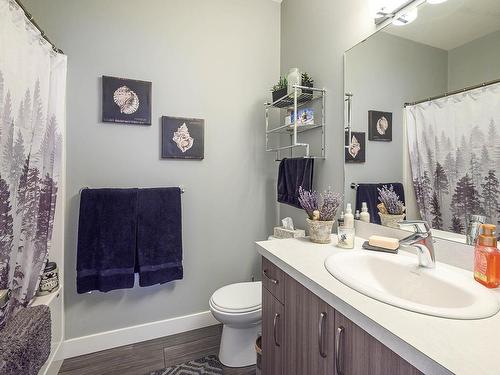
[{"x1": 59, "y1": 325, "x2": 256, "y2": 375}]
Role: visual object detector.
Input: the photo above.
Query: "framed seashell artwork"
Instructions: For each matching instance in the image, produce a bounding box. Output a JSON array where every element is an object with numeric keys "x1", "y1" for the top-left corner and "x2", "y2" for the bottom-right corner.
[
  {"x1": 102, "y1": 76, "x2": 152, "y2": 125},
  {"x1": 161, "y1": 116, "x2": 204, "y2": 160},
  {"x1": 345, "y1": 131, "x2": 366, "y2": 163},
  {"x1": 368, "y1": 110, "x2": 392, "y2": 141}
]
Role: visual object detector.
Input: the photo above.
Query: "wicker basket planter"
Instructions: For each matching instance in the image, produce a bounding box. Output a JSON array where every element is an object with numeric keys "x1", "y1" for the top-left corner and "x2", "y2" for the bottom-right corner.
[
  {"x1": 306, "y1": 218, "x2": 334, "y2": 244},
  {"x1": 378, "y1": 213, "x2": 405, "y2": 228}
]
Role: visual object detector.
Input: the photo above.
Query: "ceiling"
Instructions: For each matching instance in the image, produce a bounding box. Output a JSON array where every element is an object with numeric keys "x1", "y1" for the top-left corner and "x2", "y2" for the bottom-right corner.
[{"x1": 385, "y1": 0, "x2": 500, "y2": 50}]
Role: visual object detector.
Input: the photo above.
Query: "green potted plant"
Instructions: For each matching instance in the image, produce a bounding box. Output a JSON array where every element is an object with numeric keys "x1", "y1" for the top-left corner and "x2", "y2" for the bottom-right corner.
[
  {"x1": 299, "y1": 186, "x2": 342, "y2": 244},
  {"x1": 301, "y1": 72, "x2": 314, "y2": 95},
  {"x1": 271, "y1": 76, "x2": 288, "y2": 103}
]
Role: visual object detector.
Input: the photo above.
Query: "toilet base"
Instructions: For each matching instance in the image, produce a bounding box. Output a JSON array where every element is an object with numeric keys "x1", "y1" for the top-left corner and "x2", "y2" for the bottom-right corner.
[{"x1": 218, "y1": 323, "x2": 261, "y2": 368}]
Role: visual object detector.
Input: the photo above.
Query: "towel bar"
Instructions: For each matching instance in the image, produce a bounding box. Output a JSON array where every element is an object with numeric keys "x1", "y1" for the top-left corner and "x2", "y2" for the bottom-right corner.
[{"x1": 79, "y1": 186, "x2": 186, "y2": 194}]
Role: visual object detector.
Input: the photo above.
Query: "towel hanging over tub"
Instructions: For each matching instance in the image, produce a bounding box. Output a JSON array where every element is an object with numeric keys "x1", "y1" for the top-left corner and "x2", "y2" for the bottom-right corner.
[
  {"x1": 76, "y1": 187, "x2": 183, "y2": 293},
  {"x1": 0, "y1": 305, "x2": 51, "y2": 375}
]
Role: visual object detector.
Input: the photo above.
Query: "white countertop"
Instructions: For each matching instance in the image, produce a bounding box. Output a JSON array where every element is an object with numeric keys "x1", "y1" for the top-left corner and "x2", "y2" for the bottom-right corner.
[{"x1": 256, "y1": 235, "x2": 500, "y2": 375}]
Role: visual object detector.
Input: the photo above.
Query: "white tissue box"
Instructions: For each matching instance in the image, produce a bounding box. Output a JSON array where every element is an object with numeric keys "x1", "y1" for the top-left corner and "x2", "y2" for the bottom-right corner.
[{"x1": 273, "y1": 227, "x2": 306, "y2": 239}]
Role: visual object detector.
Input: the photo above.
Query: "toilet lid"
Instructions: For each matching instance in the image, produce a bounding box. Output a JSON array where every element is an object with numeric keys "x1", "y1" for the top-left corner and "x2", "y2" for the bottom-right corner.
[{"x1": 211, "y1": 282, "x2": 262, "y2": 313}]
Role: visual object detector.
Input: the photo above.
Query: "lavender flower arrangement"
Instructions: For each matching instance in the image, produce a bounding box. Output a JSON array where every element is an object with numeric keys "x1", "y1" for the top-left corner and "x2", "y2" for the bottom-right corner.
[
  {"x1": 377, "y1": 185, "x2": 405, "y2": 215},
  {"x1": 298, "y1": 186, "x2": 342, "y2": 221}
]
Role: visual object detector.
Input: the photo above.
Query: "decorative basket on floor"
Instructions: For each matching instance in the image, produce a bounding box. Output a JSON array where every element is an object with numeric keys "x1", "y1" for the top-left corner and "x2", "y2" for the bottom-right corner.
[{"x1": 306, "y1": 218, "x2": 334, "y2": 244}]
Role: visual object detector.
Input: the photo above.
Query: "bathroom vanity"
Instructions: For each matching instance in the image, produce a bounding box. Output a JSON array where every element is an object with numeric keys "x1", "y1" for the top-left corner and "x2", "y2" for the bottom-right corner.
[
  {"x1": 261, "y1": 257, "x2": 420, "y2": 375},
  {"x1": 257, "y1": 236, "x2": 500, "y2": 375}
]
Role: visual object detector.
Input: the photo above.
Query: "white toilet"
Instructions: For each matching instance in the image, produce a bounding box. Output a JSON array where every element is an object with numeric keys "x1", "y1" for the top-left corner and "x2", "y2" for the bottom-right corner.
[{"x1": 209, "y1": 281, "x2": 262, "y2": 367}]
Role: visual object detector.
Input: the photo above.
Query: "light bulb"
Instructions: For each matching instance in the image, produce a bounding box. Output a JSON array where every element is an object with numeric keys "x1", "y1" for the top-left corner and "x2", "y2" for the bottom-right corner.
[
  {"x1": 392, "y1": 7, "x2": 418, "y2": 26},
  {"x1": 427, "y1": 0, "x2": 448, "y2": 4}
]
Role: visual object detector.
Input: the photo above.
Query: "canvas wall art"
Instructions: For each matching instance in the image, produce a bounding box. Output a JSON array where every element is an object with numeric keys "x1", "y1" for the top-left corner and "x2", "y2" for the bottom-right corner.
[
  {"x1": 345, "y1": 131, "x2": 366, "y2": 163},
  {"x1": 368, "y1": 110, "x2": 392, "y2": 141},
  {"x1": 102, "y1": 76, "x2": 152, "y2": 125},
  {"x1": 162, "y1": 116, "x2": 205, "y2": 160}
]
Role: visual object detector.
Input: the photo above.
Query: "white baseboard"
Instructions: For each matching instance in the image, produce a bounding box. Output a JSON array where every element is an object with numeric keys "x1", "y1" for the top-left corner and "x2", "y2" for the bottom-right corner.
[{"x1": 63, "y1": 310, "x2": 218, "y2": 359}]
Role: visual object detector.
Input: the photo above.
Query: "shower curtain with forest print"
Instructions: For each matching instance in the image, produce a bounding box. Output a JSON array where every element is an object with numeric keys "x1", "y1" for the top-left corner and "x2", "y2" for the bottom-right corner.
[
  {"x1": 0, "y1": 0, "x2": 66, "y2": 327},
  {"x1": 406, "y1": 83, "x2": 500, "y2": 234}
]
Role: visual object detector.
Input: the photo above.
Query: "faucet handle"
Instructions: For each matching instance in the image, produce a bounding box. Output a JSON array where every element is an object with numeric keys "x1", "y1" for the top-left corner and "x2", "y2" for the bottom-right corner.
[{"x1": 398, "y1": 220, "x2": 431, "y2": 234}]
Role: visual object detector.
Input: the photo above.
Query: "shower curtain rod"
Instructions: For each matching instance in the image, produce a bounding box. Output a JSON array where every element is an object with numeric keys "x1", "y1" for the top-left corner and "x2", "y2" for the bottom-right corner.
[
  {"x1": 404, "y1": 78, "x2": 500, "y2": 107},
  {"x1": 11, "y1": 0, "x2": 64, "y2": 54}
]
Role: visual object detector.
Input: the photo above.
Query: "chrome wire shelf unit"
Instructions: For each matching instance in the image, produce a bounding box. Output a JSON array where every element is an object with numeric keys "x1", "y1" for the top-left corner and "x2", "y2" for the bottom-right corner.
[{"x1": 265, "y1": 85, "x2": 326, "y2": 161}]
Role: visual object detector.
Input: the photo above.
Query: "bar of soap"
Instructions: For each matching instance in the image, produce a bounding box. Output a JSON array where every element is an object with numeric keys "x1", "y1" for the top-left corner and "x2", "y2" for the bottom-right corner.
[{"x1": 368, "y1": 235, "x2": 399, "y2": 251}]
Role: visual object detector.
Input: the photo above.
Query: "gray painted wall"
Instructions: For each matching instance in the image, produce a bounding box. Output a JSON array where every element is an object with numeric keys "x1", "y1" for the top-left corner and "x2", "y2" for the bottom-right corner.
[
  {"x1": 344, "y1": 31, "x2": 448, "y2": 208},
  {"x1": 23, "y1": 0, "x2": 280, "y2": 339},
  {"x1": 448, "y1": 31, "x2": 500, "y2": 91},
  {"x1": 279, "y1": 0, "x2": 375, "y2": 229}
]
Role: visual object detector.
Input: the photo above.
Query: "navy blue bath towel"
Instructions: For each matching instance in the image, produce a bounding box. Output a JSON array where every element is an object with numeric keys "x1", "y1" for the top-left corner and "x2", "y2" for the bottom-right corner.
[
  {"x1": 355, "y1": 183, "x2": 405, "y2": 225},
  {"x1": 77, "y1": 188, "x2": 139, "y2": 293},
  {"x1": 137, "y1": 187, "x2": 183, "y2": 287},
  {"x1": 77, "y1": 187, "x2": 183, "y2": 293},
  {"x1": 277, "y1": 158, "x2": 314, "y2": 209}
]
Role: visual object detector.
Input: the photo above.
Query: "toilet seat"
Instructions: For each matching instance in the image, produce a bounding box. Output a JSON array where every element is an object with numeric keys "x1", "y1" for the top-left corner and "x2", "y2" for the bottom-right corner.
[{"x1": 210, "y1": 281, "x2": 262, "y2": 314}]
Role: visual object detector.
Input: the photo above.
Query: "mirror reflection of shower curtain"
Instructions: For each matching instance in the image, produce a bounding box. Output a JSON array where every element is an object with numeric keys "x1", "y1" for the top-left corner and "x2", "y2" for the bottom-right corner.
[
  {"x1": 406, "y1": 83, "x2": 500, "y2": 235},
  {"x1": 0, "y1": 0, "x2": 66, "y2": 326}
]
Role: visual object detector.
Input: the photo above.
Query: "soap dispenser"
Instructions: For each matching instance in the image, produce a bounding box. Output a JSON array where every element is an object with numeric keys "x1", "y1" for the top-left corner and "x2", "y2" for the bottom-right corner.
[
  {"x1": 360, "y1": 202, "x2": 370, "y2": 223},
  {"x1": 338, "y1": 205, "x2": 355, "y2": 249},
  {"x1": 344, "y1": 204, "x2": 354, "y2": 229},
  {"x1": 474, "y1": 224, "x2": 499, "y2": 288}
]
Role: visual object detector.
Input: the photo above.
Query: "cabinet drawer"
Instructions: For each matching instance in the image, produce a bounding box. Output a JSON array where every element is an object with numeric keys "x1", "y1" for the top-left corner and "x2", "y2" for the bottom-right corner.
[{"x1": 262, "y1": 257, "x2": 285, "y2": 303}]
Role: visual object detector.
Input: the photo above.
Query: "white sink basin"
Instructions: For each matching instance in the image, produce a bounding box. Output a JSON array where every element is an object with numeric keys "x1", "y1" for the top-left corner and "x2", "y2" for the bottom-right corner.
[{"x1": 325, "y1": 250, "x2": 500, "y2": 319}]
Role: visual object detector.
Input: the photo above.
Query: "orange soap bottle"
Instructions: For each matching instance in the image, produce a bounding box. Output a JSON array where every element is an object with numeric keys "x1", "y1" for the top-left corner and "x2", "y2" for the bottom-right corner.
[{"x1": 474, "y1": 224, "x2": 499, "y2": 288}]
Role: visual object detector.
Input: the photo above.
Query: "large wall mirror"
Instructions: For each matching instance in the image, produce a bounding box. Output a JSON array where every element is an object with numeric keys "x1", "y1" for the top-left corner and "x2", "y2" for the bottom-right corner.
[{"x1": 344, "y1": 0, "x2": 500, "y2": 245}]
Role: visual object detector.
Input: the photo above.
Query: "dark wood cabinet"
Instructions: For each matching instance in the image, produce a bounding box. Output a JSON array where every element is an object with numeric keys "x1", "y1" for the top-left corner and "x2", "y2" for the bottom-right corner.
[
  {"x1": 334, "y1": 312, "x2": 422, "y2": 375},
  {"x1": 262, "y1": 286, "x2": 284, "y2": 375},
  {"x1": 261, "y1": 257, "x2": 423, "y2": 375},
  {"x1": 262, "y1": 257, "x2": 285, "y2": 303},
  {"x1": 284, "y1": 275, "x2": 336, "y2": 375}
]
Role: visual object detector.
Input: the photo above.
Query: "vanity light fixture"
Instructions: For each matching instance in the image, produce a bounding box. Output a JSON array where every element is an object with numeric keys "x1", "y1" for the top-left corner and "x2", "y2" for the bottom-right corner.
[
  {"x1": 373, "y1": 0, "x2": 419, "y2": 25},
  {"x1": 392, "y1": 7, "x2": 418, "y2": 26}
]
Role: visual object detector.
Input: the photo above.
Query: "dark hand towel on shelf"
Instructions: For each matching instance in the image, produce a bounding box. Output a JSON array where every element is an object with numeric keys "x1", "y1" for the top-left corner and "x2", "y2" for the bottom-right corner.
[
  {"x1": 355, "y1": 183, "x2": 405, "y2": 225},
  {"x1": 77, "y1": 188, "x2": 138, "y2": 293},
  {"x1": 277, "y1": 157, "x2": 314, "y2": 209},
  {"x1": 137, "y1": 187, "x2": 183, "y2": 287}
]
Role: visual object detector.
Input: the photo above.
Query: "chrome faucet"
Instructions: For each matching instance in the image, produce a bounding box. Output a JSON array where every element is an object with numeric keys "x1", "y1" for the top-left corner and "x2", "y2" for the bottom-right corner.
[{"x1": 398, "y1": 220, "x2": 436, "y2": 268}]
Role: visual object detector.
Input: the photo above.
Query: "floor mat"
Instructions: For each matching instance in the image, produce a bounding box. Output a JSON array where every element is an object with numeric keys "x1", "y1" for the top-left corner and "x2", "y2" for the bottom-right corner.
[{"x1": 148, "y1": 355, "x2": 223, "y2": 375}]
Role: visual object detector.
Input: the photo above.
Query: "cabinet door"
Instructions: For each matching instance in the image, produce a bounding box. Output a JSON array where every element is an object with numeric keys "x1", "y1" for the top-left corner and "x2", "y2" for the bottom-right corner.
[
  {"x1": 334, "y1": 312, "x2": 422, "y2": 375},
  {"x1": 262, "y1": 286, "x2": 284, "y2": 375},
  {"x1": 284, "y1": 275, "x2": 335, "y2": 375}
]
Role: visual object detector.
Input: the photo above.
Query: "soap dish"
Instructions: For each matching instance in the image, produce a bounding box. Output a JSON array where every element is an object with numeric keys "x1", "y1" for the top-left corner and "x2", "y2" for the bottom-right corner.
[{"x1": 362, "y1": 241, "x2": 398, "y2": 254}]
